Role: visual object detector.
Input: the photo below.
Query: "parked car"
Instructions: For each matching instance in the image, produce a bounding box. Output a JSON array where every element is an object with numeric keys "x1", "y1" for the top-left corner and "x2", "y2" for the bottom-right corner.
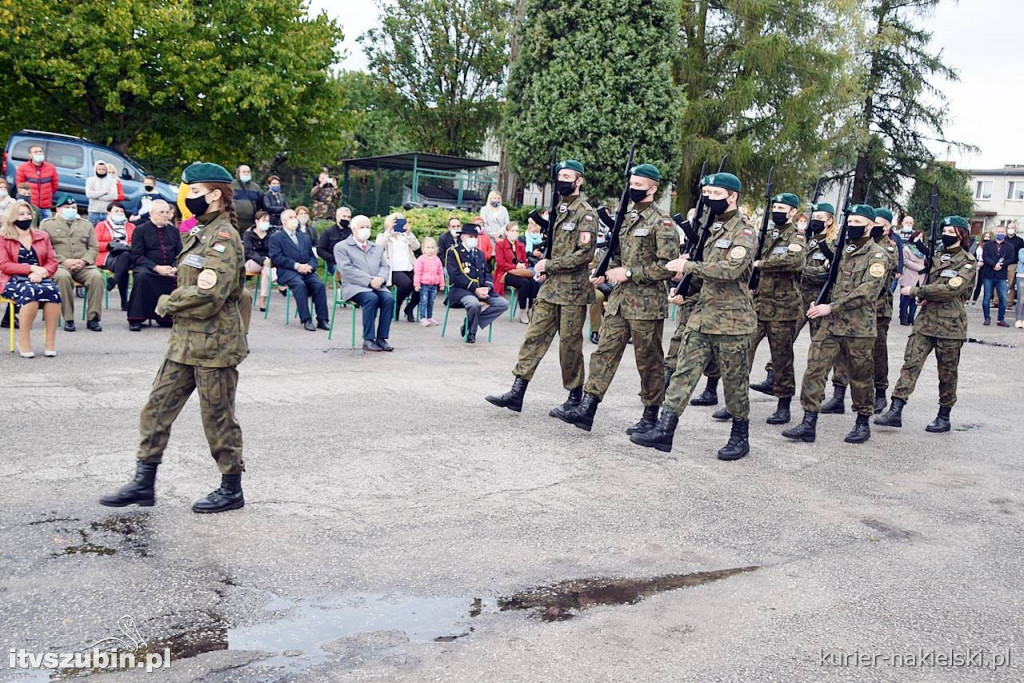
[{"x1": 3, "y1": 130, "x2": 177, "y2": 215}]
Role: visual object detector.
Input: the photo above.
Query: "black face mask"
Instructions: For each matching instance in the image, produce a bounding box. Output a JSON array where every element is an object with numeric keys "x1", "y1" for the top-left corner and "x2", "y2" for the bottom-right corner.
[
  {"x1": 870, "y1": 225, "x2": 884, "y2": 239},
  {"x1": 339, "y1": 219, "x2": 350, "y2": 228},
  {"x1": 706, "y1": 198, "x2": 729, "y2": 216},
  {"x1": 17, "y1": 193, "x2": 31, "y2": 201},
  {"x1": 809, "y1": 219, "x2": 827, "y2": 233},
  {"x1": 846, "y1": 224, "x2": 867, "y2": 241},
  {"x1": 14, "y1": 219, "x2": 33, "y2": 231},
  {"x1": 771, "y1": 211, "x2": 789, "y2": 226},
  {"x1": 184, "y1": 193, "x2": 211, "y2": 217},
  {"x1": 941, "y1": 234, "x2": 960, "y2": 248},
  {"x1": 144, "y1": 184, "x2": 155, "y2": 192},
  {"x1": 628, "y1": 188, "x2": 650, "y2": 204},
  {"x1": 556, "y1": 180, "x2": 577, "y2": 197},
  {"x1": 96, "y1": 172, "x2": 107, "y2": 178}
]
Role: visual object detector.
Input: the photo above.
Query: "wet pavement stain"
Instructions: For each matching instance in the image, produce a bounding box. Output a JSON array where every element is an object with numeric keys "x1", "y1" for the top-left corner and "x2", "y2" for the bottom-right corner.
[
  {"x1": 51, "y1": 514, "x2": 151, "y2": 557},
  {"x1": 497, "y1": 566, "x2": 761, "y2": 621},
  {"x1": 861, "y1": 518, "x2": 915, "y2": 541},
  {"x1": 954, "y1": 423, "x2": 983, "y2": 432}
]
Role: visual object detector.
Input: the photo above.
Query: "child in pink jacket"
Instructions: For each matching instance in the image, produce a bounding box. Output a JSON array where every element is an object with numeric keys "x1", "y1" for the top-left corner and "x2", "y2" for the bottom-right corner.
[{"x1": 414, "y1": 236, "x2": 445, "y2": 326}]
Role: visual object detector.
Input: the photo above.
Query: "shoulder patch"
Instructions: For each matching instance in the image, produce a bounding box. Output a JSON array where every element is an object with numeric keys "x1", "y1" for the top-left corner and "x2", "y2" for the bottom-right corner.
[
  {"x1": 212, "y1": 243, "x2": 226, "y2": 253},
  {"x1": 869, "y1": 262, "x2": 885, "y2": 278},
  {"x1": 584, "y1": 215, "x2": 594, "y2": 222},
  {"x1": 788, "y1": 243, "x2": 803, "y2": 252},
  {"x1": 579, "y1": 231, "x2": 592, "y2": 245},
  {"x1": 948, "y1": 276, "x2": 963, "y2": 288},
  {"x1": 217, "y1": 231, "x2": 232, "y2": 239},
  {"x1": 729, "y1": 245, "x2": 746, "y2": 259},
  {"x1": 197, "y1": 269, "x2": 218, "y2": 290},
  {"x1": 663, "y1": 220, "x2": 673, "y2": 227}
]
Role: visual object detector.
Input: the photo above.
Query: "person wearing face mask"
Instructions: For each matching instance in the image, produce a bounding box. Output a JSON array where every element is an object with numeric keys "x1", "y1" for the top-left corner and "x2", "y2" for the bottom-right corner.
[
  {"x1": 101, "y1": 162, "x2": 249, "y2": 514},
  {"x1": 875, "y1": 216, "x2": 976, "y2": 433},
  {"x1": 15, "y1": 144, "x2": 59, "y2": 218},
  {"x1": 1005, "y1": 222, "x2": 1022, "y2": 307},
  {"x1": 243, "y1": 210, "x2": 276, "y2": 311},
  {"x1": 318, "y1": 206, "x2": 353, "y2": 277},
  {"x1": 741, "y1": 192, "x2": 807, "y2": 428},
  {"x1": 376, "y1": 212, "x2": 421, "y2": 322},
  {"x1": 487, "y1": 160, "x2": 596, "y2": 414},
  {"x1": 437, "y1": 216, "x2": 463, "y2": 262},
  {"x1": 231, "y1": 165, "x2": 264, "y2": 230},
  {"x1": 0, "y1": 179, "x2": 15, "y2": 215},
  {"x1": 85, "y1": 161, "x2": 120, "y2": 226},
  {"x1": 0, "y1": 200, "x2": 61, "y2": 357},
  {"x1": 898, "y1": 229, "x2": 927, "y2": 325},
  {"x1": 132, "y1": 175, "x2": 163, "y2": 221},
  {"x1": 336, "y1": 214, "x2": 395, "y2": 351},
  {"x1": 310, "y1": 168, "x2": 339, "y2": 221},
  {"x1": 795, "y1": 213, "x2": 808, "y2": 233},
  {"x1": 268, "y1": 208, "x2": 330, "y2": 332},
  {"x1": 445, "y1": 223, "x2": 508, "y2": 343},
  {"x1": 479, "y1": 190, "x2": 509, "y2": 241},
  {"x1": 40, "y1": 194, "x2": 104, "y2": 331},
  {"x1": 783, "y1": 205, "x2": 888, "y2": 445},
  {"x1": 294, "y1": 205, "x2": 319, "y2": 250},
  {"x1": 563, "y1": 163, "x2": 677, "y2": 435},
  {"x1": 94, "y1": 202, "x2": 136, "y2": 310},
  {"x1": 980, "y1": 226, "x2": 1013, "y2": 326},
  {"x1": 261, "y1": 175, "x2": 288, "y2": 227},
  {"x1": 127, "y1": 199, "x2": 182, "y2": 330},
  {"x1": 795, "y1": 203, "x2": 838, "y2": 340}
]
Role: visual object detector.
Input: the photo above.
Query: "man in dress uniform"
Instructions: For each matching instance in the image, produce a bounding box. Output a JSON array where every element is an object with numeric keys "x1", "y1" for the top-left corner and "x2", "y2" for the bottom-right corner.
[
  {"x1": 445, "y1": 223, "x2": 508, "y2": 343},
  {"x1": 42, "y1": 194, "x2": 105, "y2": 331}
]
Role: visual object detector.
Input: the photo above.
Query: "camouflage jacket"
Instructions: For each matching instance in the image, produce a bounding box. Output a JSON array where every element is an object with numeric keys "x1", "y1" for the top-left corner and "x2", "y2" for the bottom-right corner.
[
  {"x1": 160, "y1": 211, "x2": 247, "y2": 368},
  {"x1": 873, "y1": 236, "x2": 900, "y2": 320},
  {"x1": 908, "y1": 246, "x2": 976, "y2": 340},
  {"x1": 538, "y1": 193, "x2": 597, "y2": 306},
  {"x1": 41, "y1": 216, "x2": 98, "y2": 264},
  {"x1": 800, "y1": 233, "x2": 834, "y2": 291},
  {"x1": 682, "y1": 211, "x2": 757, "y2": 336},
  {"x1": 605, "y1": 201, "x2": 678, "y2": 320},
  {"x1": 753, "y1": 221, "x2": 807, "y2": 321},
  {"x1": 820, "y1": 237, "x2": 888, "y2": 339}
]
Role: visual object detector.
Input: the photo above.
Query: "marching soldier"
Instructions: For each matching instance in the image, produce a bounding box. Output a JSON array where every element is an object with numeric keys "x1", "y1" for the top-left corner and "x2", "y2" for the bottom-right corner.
[
  {"x1": 795, "y1": 202, "x2": 838, "y2": 339},
  {"x1": 486, "y1": 160, "x2": 596, "y2": 416},
  {"x1": 101, "y1": 162, "x2": 249, "y2": 514},
  {"x1": 782, "y1": 205, "x2": 888, "y2": 444},
  {"x1": 875, "y1": 216, "x2": 976, "y2": 432},
  {"x1": 630, "y1": 172, "x2": 757, "y2": 460},
  {"x1": 561, "y1": 163, "x2": 677, "y2": 434}
]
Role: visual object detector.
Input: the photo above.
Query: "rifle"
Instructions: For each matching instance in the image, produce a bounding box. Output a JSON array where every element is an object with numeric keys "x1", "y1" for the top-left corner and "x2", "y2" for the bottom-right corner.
[
  {"x1": 810, "y1": 177, "x2": 823, "y2": 206},
  {"x1": 671, "y1": 160, "x2": 708, "y2": 248},
  {"x1": 747, "y1": 165, "x2": 776, "y2": 290},
  {"x1": 814, "y1": 181, "x2": 854, "y2": 305},
  {"x1": 592, "y1": 143, "x2": 638, "y2": 278},
  {"x1": 543, "y1": 147, "x2": 559, "y2": 260},
  {"x1": 922, "y1": 182, "x2": 940, "y2": 285},
  {"x1": 673, "y1": 155, "x2": 728, "y2": 297}
]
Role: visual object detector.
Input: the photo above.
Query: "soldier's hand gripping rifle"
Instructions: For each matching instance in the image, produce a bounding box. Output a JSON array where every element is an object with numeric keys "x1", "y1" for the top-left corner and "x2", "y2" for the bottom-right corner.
[
  {"x1": 922, "y1": 182, "x2": 940, "y2": 285},
  {"x1": 671, "y1": 160, "x2": 708, "y2": 249},
  {"x1": 592, "y1": 143, "x2": 638, "y2": 279},
  {"x1": 814, "y1": 181, "x2": 854, "y2": 306},
  {"x1": 673, "y1": 155, "x2": 728, "y2": 296},
  {"x1": 526, "y1": 146, "x2": 560, "y2": 260},
  {"x1": 747, "y1": 165, "x2": 776, "y2": 291}
]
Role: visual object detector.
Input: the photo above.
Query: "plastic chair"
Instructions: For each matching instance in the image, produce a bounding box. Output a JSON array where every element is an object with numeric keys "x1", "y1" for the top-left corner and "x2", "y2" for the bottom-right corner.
[
  {"x1": 505, "y1": 286, "x2": 518, "y2": 320},
  {"x1": 440, "y1": 283, "x2": 493, "y2": 343},
  {"x1": 327, "y1": 280, "x2": 358, "y2": 347},
  {"x1": 1, "y1": 297, "x2": 14, "y2": 352},
  {"x1": 80, "y1": 271, "x2": 110, "y2": 320}
]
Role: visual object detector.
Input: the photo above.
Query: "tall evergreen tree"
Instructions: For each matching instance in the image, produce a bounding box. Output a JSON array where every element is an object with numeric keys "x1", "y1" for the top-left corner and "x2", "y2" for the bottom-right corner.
[{"x1": 904, "y1": 162, "x2": 974, "y2": 225}]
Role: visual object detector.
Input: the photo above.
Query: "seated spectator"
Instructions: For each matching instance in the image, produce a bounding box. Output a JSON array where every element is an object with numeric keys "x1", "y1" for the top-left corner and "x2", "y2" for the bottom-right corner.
[
  {"x1": 86, "y1": 161, "x2": 119, "y2": 225},
  {"x1": 495, "y1": 222, "x2": 540, "y2": 324},
  {"x1": 243, "y1": 210, "x2": 276, "y2": 311},
  {"x1": 295, "y1": 205, "x2": 319, "y2": 252},
  {"x1": 445, "y1": 223, "x2": 508, "y2": 343},
  {"x1": 95, "y1": 201, "x2": 136, "y2": 310},
  {"x1": 317, "y1": 206, "x2": 352, "y2": 277},
  {"x1": 41, "y1": 194, "x2": 104, "y2": 332},
  {"x1": 437, "y1": 216, "x2": 462, "y2": 260},
  {"x1": 376, "y1": 212, "x2": 420, "y2": 322},
  {"x1": 414, "y1": 236, "x2": 444, "y2": 326},
  {"x1": 262, "y1": 175, "x2": 288, "y2": 227},
  {"x1": 0, "y1": 178, "x2": 15, "y2": 215},
  {"x1": 471, "y1": 216, "x2": 494, "y2": 263},
  {"x1": 15, "y1": 182, "x2": 41, "y2": 224},
  {"x1": 126, "y1": 200, "x2": 181, "y2": 331},
  {"x1": 479, "y1": 190, "x2": 509, "y2": 240},
  {"x1": 0, "y1": 201, "x2": 61, "y2": 357},
  {"x1": 336, "y1": 215, "x2": 395, "y2": 352},
  {"x1": 523, "y1": 215, "x2": 546, "y2": 266},
  {"x1": 268, "y1": 208, "x2": 328, "y2": 331}
]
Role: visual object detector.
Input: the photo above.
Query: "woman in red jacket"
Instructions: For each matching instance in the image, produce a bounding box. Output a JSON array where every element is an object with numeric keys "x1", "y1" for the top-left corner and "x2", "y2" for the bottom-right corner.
[
  {"x1": 494, "y1": 222, "x2": 541, "y2": 324},
  {"x1": 0, "y1": 201, "x2": 61, "y2": 357},
  {"x1": 94, "y1": 202, "x2": 136, "y2": 310}
]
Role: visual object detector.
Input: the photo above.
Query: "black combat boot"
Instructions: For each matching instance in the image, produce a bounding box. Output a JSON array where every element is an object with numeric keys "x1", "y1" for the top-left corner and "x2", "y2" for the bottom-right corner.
[
  {"x1": 485, "y1": 377, "x2": 529, "y2": 413},
  {"x1": 567, "y1": 393, "x2": 600, "y2": 432},
  {"x1": 625, "y1": 405, "x2": 660, "y2": 435},
  {"x1": 820, "y1": 386, "x2": 846, "y2": 414},
  {"x1": 629, "y1": 408, "x2": 679, "y2": 453},
  {"x1": 717, "y1": 418, "x2": 750, "y2": 461},
  {"x1": 663, "y1": 368, "x2": 673, "y2": 389},
  {"x1": 549, "y1": 387, "x2": 582, "y2": 421},
  {"x1": 749, "y1": 370, "x2": 774, "y2": 396},
  {"x1": 711, "y1": 407, "x2": 732, "y2": 421},
  {"x1": 874, "y1": 397, "x2": 905, "y2": 428},
  {"x1": 192, "y1": 474, "x2": 245, "y2": 514},
  {"x1": 844, "y1": 413, "x2": 871, "y2": 444},
  {"x1": 99, "y1": 461, "x2": 158, "y2": 507},
  {"x1": 782, "y1": 411, "x2": 818, "y2": 443},
  {"x1": 925, "y1": 405, "x2": 952, "y2": 433},
  {"x1": 689, "y1": 377, "x2": 719, "y2": 406},
  {"x1": 873, "y1": 388, "x2": 888, "y2": 414},
  {"x1": 766, "y1": 396, "x2": 792, "y2": 425}
]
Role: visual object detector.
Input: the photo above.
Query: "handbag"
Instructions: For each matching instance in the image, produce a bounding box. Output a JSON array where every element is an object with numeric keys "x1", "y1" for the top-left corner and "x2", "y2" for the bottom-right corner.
[{"x1": 508, "y1": 268, "x2": 533, "y2": 278}]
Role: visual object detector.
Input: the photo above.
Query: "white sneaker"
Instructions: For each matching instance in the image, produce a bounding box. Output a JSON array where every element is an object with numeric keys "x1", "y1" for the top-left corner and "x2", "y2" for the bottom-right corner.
[
  {"x1": 44, "y1": 349, "x2": 57, "y2": 357},
  {"x1": 419, "y1": 319, "x2": 431, "y2": 327}
]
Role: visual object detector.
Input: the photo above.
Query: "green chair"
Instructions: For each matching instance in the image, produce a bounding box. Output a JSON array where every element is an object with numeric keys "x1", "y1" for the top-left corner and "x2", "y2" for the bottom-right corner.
[
  {"x1": 327, "y1": 277, "x2": 358, "y2": 347},
  {"x1": 440, "y1": 283, "x2": 493, "y2": 343},
  {"x1": 81, "y1": 271, "x2": 111, "y2": 320},
  {"x1": 505, "y1": 286, "x2": 518, "y2": 320}
]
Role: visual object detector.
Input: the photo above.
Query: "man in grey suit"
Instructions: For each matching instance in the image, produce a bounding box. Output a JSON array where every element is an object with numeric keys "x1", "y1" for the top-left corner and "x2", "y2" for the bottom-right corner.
[{"x1": 335, "y1": 215, "x2": 396, "y2": 352}]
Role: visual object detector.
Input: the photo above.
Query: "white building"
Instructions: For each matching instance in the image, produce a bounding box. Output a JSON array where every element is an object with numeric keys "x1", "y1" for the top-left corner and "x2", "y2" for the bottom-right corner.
[{"x1": 968, "y1": 165, "x2": 1024, "y2": 233}]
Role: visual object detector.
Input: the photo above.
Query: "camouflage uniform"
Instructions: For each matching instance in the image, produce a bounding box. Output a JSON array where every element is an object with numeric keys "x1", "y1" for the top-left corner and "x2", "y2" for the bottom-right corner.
[
  {"x1": 310, "y1": 182, "x2": 339, "y2": 220},
  {"x1": 41, "y1": 214, "x2": 105, "y2": 322},
  {"x1": 664, "y1": 212, "x2": 757, "y2": 416},
  {"x1": 798, "y1": 238, "x2": 888, "y2": 416},
  {"x1": 513, "y1": 194, "x2": 596, "y2": 389},
  {"x1": 794, "y1": 233, "x2": 834, "y2": 338},
  {"x1": 891, "y1": 246, "x2": 976, "y2": 406},
  {"x1": 749, "y1": 221, "x2": 807, "y2": 397},
  {"x1": 139, "y1": 211, "x2": 248, "y2": 474},
  {"x1": 584, "y1": 202, "x2": 677, "y2": 406},
  {"x1": 665, "y1": 280, "x2": 721, "y2": 379}
]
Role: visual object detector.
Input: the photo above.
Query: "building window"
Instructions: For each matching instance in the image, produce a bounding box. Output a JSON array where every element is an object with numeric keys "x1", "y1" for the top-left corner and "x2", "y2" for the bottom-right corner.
[
  {"x1": 1006, "y1": 181, "x2": 1024, "y2": 201},
  {"x1": 975, "y1": 180, "x2": 993, "y2": 200}
]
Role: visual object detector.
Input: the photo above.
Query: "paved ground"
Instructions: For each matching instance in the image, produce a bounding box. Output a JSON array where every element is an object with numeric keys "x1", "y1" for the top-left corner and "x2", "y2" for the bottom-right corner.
[{"x1": 1, "y1": 293, "x2": 1022, "y2": 682}]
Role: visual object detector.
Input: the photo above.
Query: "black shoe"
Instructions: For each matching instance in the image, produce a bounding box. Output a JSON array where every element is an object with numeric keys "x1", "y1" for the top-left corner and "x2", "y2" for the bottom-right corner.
[
  {"x1": 405, "y1": 308, "x2": 416, "y2": 323},
  {"x1": 550, "y1": 387, "x2": 583, "y2": 421},
  {"x1": 486, "y1": 377, "x2": 529, "y2": 413},
  {"x1": 99, "y1": 461, "x2": 158, "y2": 507},
  {"x1": 873, "y1": 390, "x2": 888, "y2": 414},
  {"x1": 129, "y1": 321, "x2": 142, "y2": 332},
  {"x1": 376, "y1": 338, "x2": 394, "y2": 352},
  {"x1": 983, "y1": 318, "x2": 991, "y2": 326},
  {"x1": 87, "y1": 319, "x2": 102, "y2": 332},
  {"x1": 566, "y1": 392, "x2": 600, "y2": 431},
  {"x1": 316, "y1": 320, "x2": 330, "y2": 331},
  {"x1": 820, "y1": 386, "x2": 846, "y2": 414},
  {"x1": 106, "y1": 277, "x2": 117, "y2": 292},
  {"x1": 925, "y1": 405, "x2": 951, "y2": 433},
  {"x1": 782, "y1": 411, "x2": 818, "y2": 442},
  {"x1": 689, "y1": 377, "x2": 719, "y2": 406},
  {"x1": 460, "y1": 319, "x2": 468, "y2": 338},
  {"x1": 362, "y1": 339, "x2": 383, "y2": 352},
  {"x1": 192, "y1": 474, "x2": 244, "y2": 513},
  {"x1": 303, "y1": 320, "x2": 315, "y2": 331},
  {"x1": 64, "y1": 321, "x2": 76, "y2": 332},
  {"x1": 766, "y1": 396, "x2": 792, "y2": 425},
  {"x1": 749, "y1": 370, "x2": 774, "y2": 395},
  {"x1": 466, "y1": 332, "x2": 476, "y2": 344},
  {"x1": 844, "y1": 413, "x2": 871, "y2": 444},
  {"x1": 590, "y1": 331, "x2": 599, "y2": 344},
  {"x1": 717, "y1": 418, "x2": 750, "y2": 460},
  {"x1": 157, "y1": 319, "x2": 173, "y2": 328},
  {"x1": 625, "y1": 405, "x2": 660, "y2": 435},
  {"x1": 629, "y1": 408, "x2": 679, "y2": 453},
  {"x1": 711, "y1": 407, "x2": 732, "y2": 421},
  {"x1": 874, "y1": 397, "x2": 905, "y2": 428}
]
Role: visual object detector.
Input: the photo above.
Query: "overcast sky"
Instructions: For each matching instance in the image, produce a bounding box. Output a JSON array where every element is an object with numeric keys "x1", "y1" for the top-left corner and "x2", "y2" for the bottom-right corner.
[{"x1": 312, "y1": 0, "x2": 1022, "y2": 171}]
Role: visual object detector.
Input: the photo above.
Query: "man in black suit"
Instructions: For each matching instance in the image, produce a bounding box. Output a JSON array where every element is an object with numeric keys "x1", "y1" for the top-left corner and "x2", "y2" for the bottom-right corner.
[
  {"x1": 445, "y1": 223, "x2": 508, "y2": 343},
  {"x1": 437, "y1": 215, "x2": 462, "y2": 261},
  {"x1": 269, "y1": 208, "x2": 329, "y2": 331}
]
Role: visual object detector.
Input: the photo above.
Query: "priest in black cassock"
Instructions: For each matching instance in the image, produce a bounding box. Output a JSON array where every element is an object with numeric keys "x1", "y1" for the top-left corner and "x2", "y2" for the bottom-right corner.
[{"x1": 127, "y1": 199, "x2": 183, "y2": 331}]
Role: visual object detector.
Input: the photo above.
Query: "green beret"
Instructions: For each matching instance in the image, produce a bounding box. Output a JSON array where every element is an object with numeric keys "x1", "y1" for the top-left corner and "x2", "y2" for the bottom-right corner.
[
  {"x1": 812, "y1": 202, "x2": 835, "y2": 215},
  {"x1": 873, "y1": 207, "x2": 894, "y2": 223},
  {"x1": 53, "y1": 193, "x2": 76, "y2": 207},
  {"x1": 631, "y1": 164, "x2": 661, "y2": 182},
  {"x1": 703, "y1": 172, "x2": 741, "y2": 192},
  {"x1": 941, "y1": 215, "x2": 969, "y2": 229},
  {"x1": 182, "y1": 162, "x2": 234, "y2": 185},
  {"x1": 557, "y1": 159, "x2": 585, "y2": 175},
  {"x1": 772, "y1": 193, "x2": 800, "y2": 209},
  {"x1": 848, "y1": 204, "x2": 876, "y2": 221}
]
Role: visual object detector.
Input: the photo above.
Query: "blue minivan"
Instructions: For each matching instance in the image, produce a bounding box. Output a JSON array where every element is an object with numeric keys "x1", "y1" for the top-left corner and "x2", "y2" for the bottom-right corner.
[{"x1": 3, "y1": 130, "x2": 177, "y2": 215}]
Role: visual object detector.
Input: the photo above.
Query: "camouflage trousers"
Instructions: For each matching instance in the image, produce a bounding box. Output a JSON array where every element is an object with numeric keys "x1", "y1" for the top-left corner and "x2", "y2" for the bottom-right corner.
[
  {"x1": 892, "y1": 333, "x2": 964, "y2": 407},
  {"x1": 665, "y1": 302, "x2": 720, "y2": 377},
  {"x1": 665, "y1": 330, "x2": 750, "y2": 419},
  {"x1": 800, "y1": 332, "x2": 874, "y2": 416},
  {"x1": 137, "y1": 359, "x2": 244, "y2": 474},
  {"x1": 830, "y1": 316, "x2": 890, "y2": 391},
  {"x1": 584, "y1": 314, "x2": 665, "y2": 406},
  {"x1": 748, "y1": 319, "x2": 798, "y2": 397},
  {"x1": 513, "y1": 300, "x2": 586, "y2": 390}
]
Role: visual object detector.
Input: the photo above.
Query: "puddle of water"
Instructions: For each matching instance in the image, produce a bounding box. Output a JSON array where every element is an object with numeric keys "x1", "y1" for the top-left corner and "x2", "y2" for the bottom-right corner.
[{"x1": 52, "y1": 514, "x2": 150, "y2": 558}]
